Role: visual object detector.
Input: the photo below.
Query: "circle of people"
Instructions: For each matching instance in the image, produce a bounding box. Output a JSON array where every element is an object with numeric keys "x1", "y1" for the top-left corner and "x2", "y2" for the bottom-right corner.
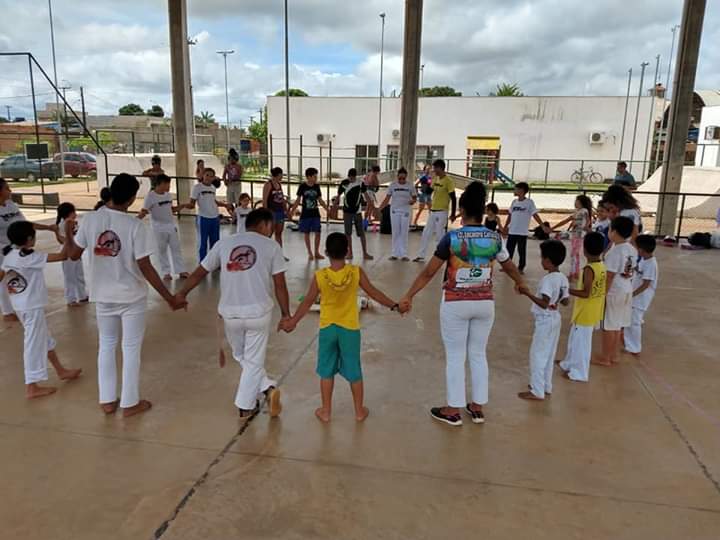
[{"x1": 0, "y1": 158, "x2": 657, "y2": 425}]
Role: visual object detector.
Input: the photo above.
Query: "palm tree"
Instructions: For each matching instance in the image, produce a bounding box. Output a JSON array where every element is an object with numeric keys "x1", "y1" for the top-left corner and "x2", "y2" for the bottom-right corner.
[
  {"x1": 196, "y1": 111, "x2": 216, "y2": 128},
  {"x1": 489, "y1": 83, "x2": 524, "y2": 97}
]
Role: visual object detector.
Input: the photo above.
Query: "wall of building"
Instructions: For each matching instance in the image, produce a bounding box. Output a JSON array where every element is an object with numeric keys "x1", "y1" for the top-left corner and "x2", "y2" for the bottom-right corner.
[
  {"x1": 267, "y1": 96, "x2": 661, "y2": 183},
  {"x1": 696, "y1": 105, "x2": 720, "y2": 167}
]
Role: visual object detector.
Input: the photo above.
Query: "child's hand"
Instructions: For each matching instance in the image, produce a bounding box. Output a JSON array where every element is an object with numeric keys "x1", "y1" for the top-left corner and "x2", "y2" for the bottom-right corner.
[
  {"x1": 399, "y1": 297, "x2": 412, "y2": 314},
  {"x1": 170, "y1": 294, "x2": 188, "y2": 311},
  {"x1": 516, "y1": 283, "x2": 530, "y2": 296},
  {"x1": 278, "y1": 317, "x2": 296, "y2": 333}
]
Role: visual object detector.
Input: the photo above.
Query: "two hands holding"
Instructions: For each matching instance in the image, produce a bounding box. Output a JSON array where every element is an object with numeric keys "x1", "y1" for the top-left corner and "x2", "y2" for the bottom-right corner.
[{"x1": 276, "y1": 300, "x2": 412, "y2": 334}]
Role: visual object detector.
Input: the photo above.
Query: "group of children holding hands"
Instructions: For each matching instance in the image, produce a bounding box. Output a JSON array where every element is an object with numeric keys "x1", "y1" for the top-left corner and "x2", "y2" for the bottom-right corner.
[{"x1": 0, "y1": 164, "x2": 658, "y2": 427}]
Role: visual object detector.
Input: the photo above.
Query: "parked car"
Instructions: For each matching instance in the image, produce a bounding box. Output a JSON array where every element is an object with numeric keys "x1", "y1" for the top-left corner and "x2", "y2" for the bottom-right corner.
[
  {"x1": 0, "y1": 154, "x2": 61, "y2": 182},
  {"x1": 53, "y1": 152, "x2": 97, "y2": 177}
]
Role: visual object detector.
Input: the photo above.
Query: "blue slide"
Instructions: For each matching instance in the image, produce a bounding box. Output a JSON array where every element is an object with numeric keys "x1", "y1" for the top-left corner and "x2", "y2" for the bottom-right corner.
[{"x1": 495, "y1": 169, "x2": 515, "y2": 187}]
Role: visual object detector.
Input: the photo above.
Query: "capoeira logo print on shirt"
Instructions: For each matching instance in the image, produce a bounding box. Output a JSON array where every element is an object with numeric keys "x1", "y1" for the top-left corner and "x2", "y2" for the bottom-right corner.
[
  {"x1": 94, "y1": 230, "x2": 122, "y2": 257},
  {"x1": 227, "y1": 245, "x2": 257, "y2": 272},
  {"x1": 5, "y1": 270, "x2": 27, "y2": 294}
]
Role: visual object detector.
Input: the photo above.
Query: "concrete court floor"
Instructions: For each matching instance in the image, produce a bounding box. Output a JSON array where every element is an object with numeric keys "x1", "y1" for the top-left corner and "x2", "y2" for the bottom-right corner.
[{"x1": 2, "y1": 217, "x2": 720, "y2": 540}]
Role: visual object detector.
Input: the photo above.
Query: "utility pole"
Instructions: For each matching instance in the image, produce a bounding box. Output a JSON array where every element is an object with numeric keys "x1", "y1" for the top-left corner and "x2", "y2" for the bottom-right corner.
[
  {"x1": 399, "y1": 0, "x2": 423, "y2": 174},
  {"x1": 48, "y1": 0, "x2": 65, "y2": 177},
  {"x1": 420, "y1": 64, "x2": 425, "y2": 90},
  {"x1": 619, "y1": 68, "x2": 632, "y2": 160},
  {"x1": 216, "y1": 49, "x2": 234, "y2": 150},
  {"x1": 654, "y1": 25, "x2": 680, "y2": 172},
  {"x1": 377, "y1": 12, "x2": 386, "y2": 167},
  {"x1": 628, "y1": 62, "x2": 649, "y2": 172},
  {"x1": 283, "y1": 0, "x2": 291, "y2": 188},
  {"x1": 79, "y1": 86, "x2": 87, "y2": 135},
  {"x1": 641, "y1": 55, "x2": 661, "y2": 180},
  {"x1": 4, "y1": 105, "x2": 10, "y2": 121},
  {"x1": 258, "y1": 108, "x2": 263, "y2": 124}
]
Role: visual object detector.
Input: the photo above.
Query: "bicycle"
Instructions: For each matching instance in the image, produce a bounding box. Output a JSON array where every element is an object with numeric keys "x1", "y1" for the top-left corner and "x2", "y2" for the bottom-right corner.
[{"x1": 570, "y1": 167, "x2": 604, "y2": 184}]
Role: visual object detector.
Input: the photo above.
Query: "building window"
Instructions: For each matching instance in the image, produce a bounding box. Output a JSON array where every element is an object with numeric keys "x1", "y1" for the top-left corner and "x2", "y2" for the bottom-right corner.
[
  {"x1": 383, "y1": 145, "x2": 444, "y2": 171},
  {"x1": 386, "y1": 145, "x2": 399, "y2": 171},
  {"x1": 355, "y1": 145, "x2": 378, "y2": 174}
]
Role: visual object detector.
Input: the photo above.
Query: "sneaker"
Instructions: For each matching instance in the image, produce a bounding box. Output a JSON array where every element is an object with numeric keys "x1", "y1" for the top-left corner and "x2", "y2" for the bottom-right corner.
[
  {"x1": 264, "y1": 386, "x2": 282, "y2": 418},
  {"x1": 412, "y1": 257, "x2": 425, "y2": 263},
  {"x1": 389, "y1": 256, "x2": 398, "y2": 261},
  {"x1": 430, "y1": 407, "x2": 462, "y2": 426},
  {"x1": 464, "y1": 404, "x2": 485, "y2": 424},
  {"x1": 401, "y1": 257, "x2": 410, "y2": 261}
]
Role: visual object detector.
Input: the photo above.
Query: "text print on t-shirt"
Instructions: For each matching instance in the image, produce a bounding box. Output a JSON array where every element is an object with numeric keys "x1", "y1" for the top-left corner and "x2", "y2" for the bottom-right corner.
[
  {"x1": 1, "y1": 210, "x2": 20, "y2": 222},
  {"x1": 227, "y1": 245, "x2": 257, "y2": 272},
  {"x1": 94, "y1": 230, "x2": 122, "y2": 257},
  {"x1": 621, "y1": 256, "x2": 634, "y2": 279},
  {"x1": 6, "y1": 270, "x2": 27, "y2": 294}
]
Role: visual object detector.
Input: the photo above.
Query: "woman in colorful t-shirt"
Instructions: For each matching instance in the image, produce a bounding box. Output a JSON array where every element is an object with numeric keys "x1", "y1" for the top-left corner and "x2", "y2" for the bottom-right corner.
[{"x1": 401, "y1": 181, "x2": 526, "y2": 426}]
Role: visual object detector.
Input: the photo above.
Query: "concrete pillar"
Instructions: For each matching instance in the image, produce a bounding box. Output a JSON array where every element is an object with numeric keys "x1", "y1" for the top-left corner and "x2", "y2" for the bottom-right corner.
[
  {"x1": 656, "y1": 0, "x2": 706, "y2": 236},
  {"x1": 398, "y1": 0, "x2": 423, "y2": 174},
  {"x1": 168, "y1": 0, "x2": 194, "y2": 203}
]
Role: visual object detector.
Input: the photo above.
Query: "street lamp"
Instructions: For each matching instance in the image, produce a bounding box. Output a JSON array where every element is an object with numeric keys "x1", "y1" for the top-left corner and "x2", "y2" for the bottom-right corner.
[
  {"x1": 216, "y1": 49, "x2": 234, "y2": 150},
  {"x1": 420, "y1": 64, "x2": 425, "y2": 90},
  {"x1": 654, "y1": 25, "x2": 680, "y2": 171},
  {"x1": 377, "y1": 12, "x2": 386, "y2": 168},
  {"x1": 629, "y1": 61, "x2": 649, "y2": 173},
  {"x1": 47, "y1": 0, "x2": 65, "y2": 177}
]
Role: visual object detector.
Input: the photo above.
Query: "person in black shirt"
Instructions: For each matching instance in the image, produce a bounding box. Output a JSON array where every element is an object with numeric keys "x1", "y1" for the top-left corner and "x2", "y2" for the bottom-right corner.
[
  {"x1": 290, "y1": 167, "x2": 329, "y2": 260},
  {"x1": 484, "y1": 202, "x2": 499, "y2": 231},
  {"x1": 338, "y1": 168, "x2": 373, "y2": 260}
]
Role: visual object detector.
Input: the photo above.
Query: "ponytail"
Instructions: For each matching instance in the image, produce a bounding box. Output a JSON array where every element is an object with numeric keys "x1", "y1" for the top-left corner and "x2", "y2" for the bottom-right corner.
[{"x1": 56, "y1": 202, "x2": 76, "y2": 225}]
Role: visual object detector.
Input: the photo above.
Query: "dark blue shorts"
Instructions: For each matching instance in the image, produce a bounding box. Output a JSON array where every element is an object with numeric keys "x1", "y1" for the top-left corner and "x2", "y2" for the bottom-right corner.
[
  {"x1": 299, "y1": 216, "x2": 322, "y2": 233},
  {"x1": 273, "y1": 210, "x2": 285, "y2": 223}
]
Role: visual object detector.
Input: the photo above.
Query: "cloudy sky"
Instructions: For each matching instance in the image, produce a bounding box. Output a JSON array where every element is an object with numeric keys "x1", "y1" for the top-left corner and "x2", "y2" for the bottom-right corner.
[{"x1": 0, "y1": 0, "x2": 718, "y2": 126}]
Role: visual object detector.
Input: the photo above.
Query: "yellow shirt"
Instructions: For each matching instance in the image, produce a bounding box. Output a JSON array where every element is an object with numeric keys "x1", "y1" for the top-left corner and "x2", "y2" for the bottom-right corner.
[
  {"x1": 572, "y1": 261, "x2": 607, "y2": 326},
  {"x1": 316, "y1": 265, "x2": 360, "y2": 330},
  {"x1": 431, "y1": 174, "x2": 456, "y2": 211}
]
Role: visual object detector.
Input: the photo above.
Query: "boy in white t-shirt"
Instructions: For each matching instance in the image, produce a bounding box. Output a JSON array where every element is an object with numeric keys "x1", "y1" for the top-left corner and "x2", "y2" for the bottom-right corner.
[
  {"x1": 1, "y1": 221, "x2": 82, "y2": 399},
  {"x1": 503, "y1": 182, "x2": 549, "y2": 273},
  {"x1": 594, "y1": 216, "x2": 637, "y2": 367},
  {"x1": 518, "y1": 240, "x2": 569, "y2": 400},
  {"x1": 138, "y1": 174, "x2": 188, "y2": 281},
  {"x1": 177, "y1": 167, "x2": 232, "y2": 261},
  {"x1": 176, "y1": 208, "x2": 290, "y2": 419},
  {"x1": 235, "y1": 193, "x2": 252, "y2": 234},
  {"x1": 624, "y1": 235, "x2": 658, "y2": 355},
  {"x1": 65, "y1": 173, "x2": 185, "y2": 418}
]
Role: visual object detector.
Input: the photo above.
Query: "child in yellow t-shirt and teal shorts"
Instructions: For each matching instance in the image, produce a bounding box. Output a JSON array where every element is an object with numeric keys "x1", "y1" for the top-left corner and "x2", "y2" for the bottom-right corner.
[{"x1": 282, "y1": 233, "x2": 403, "y2": 422}]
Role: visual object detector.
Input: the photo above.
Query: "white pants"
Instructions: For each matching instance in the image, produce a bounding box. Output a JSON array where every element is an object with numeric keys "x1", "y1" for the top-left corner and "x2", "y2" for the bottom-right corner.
[
  {"x1": 623, "y1": 307, "x2": 645, "y2": 354},
  {"x1": 224, "y1": 312, "x2": 276, "y2": 410},
  {"x1": 0, "y1": 252, "x2": 13, "y2": 315},
  {"x1": 559, "y1": 324, "x2": 594, "y2": 382},
  {"x1": 528, "y1": 314, "x2": 562, "y2": 397},
  {"x1": 17, "y1": 308, "x2": 56, "y2": 384},
  {"x1": 154, "y1": 227, "x2": 185, "y2": 276},
  {"x1": 417, "y1": 210, "x2": 448, "y2": 259},
  {"x1": 96, "y1": 300, "x2": 147, "y2": 408},
  {"x1": 391, "y1": 208, "x2": 411, "y2": 258},
  {"x1": 62, "y1": 259, "x2": 87, "y2": 304},
  {"x1": 440, "y1": 299, "x2": 495, "y2": 407}
]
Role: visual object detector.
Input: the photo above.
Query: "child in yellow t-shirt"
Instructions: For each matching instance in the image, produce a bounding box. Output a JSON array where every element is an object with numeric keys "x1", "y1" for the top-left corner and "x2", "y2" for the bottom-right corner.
[
  {"x1": 558, "y1": 232, "x2": 607, "y2": 382},
  {"x1": 282, "y1": 233, "x2": 402, "y2": 423}
]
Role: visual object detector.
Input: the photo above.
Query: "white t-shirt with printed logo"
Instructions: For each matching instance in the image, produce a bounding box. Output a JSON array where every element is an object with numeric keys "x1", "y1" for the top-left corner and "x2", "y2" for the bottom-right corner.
[
  {"x1": 191, "y1": 183, "x2": 219, "y2": 219},
  {"x1": 201, "y1": 231, "x2": 287, "y2": 319},
  {"x1": 604, "y1": 241, "x2": 638, "y2": 295},
  {"x1": 508, "y1": 198, "x2": 538, "y2": 236},
  {"x1": 74, "y1": 206, "x2": 153, "y2": 304},
  {"x1": 235, "y1": 206, "x2": 251, "y2": 234},
  {"x1": 632, "y1": 256, "x2": 658, "y2": 311},
  {"x1": 386, "y1": 182, "x2": 416, "y2": 211},
  {"x1": 143, "y1": 190, "x2": 176, "y2": 232},
  {"x1": 531, "y1": 271, "x2": 570, "y2": 317},
  {"x1": 0, "y1": 200, "x2": 26, "y2": 248},
  {"x1": 1, "y1": 248, "x2": 48, "y2": 311}
]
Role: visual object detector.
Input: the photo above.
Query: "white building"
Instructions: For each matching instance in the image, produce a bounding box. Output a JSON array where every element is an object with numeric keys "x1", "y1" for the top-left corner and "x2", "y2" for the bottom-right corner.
[
  {"x1": 267, "y1": 95, "x2": 662, "y2": 183},
  {"x1": 696, "y1": 104, "x2": 720, "y2": 167}
]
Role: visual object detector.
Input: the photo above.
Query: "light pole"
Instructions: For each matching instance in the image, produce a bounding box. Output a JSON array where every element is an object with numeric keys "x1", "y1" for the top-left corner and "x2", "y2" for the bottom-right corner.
[
  {"x1": 216, "y1": 49, "x2": 234, "y2": 150},
  {"x1": 642, "y1": 54, "x2": 661, "y2": 180},
  {"x1": 629, "y1": 61, "x2": 649, "y2": 173},
  {"x1": 377, "y1": 12, "x2": 386, "y2": 168},
  {"x1": 654, "y1": 25, "x2": 680, "y2": 172},
  {"x1": 420, "y1": 64, "x2": 425, "y2": 90},
  {"x1": 48, "y1": 0, "x2": 65, "y2": 177},
  {"x1": 283, "y1": 0, "x2": 291, "y2": 186},
  {"x1": 619, "y1": 68, "x2": 632, "y2": 161},
  {"x1": 5, "y1": 105, "x2": 11, "y2": 121}
]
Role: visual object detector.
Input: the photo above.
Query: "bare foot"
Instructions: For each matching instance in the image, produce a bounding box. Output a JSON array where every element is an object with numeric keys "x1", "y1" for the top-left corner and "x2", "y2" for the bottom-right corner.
[
  {"x1": 315, "y1": 407, "x2": 331, "y2": 423},
  {"x1": 101, "y1": 399, "x2": 120, "y2": 414},
  {"x1": 58, "y1": 368, "x2": 82, "y2": 381},
  {"x1": 122, "y1": 399, "x2": 152, "y2": 418},
  {"x1": 314, "y1": 253, "x2": 325, "y2": 260},
  {"x1": 363, "y1": 253, "x2": 374, "y2": 260},
  {"x1": 518, "y1": 391, "x2": 544, "y2": 401},
  {"x1": 355, "y1": 406, "x2": 370, "y2": 422},
  {"x1": 68, "y1": 302, "x2": 81, "y2": 308},
  {"x1": 307, "y1": 253, "x2": 314, "y2": 261},
  {"x1": 26, "y1": 384, "x2": 57, "y2": 399},
  {"x1": 178, "y1": 273, "x2": 189, "y2": 279},
  {"x1": 591, "y1": 358, "x2": 613, "y2": 367},
  {"x1": 3, "y1": 313, "x2": 19, "y2": 322},
  {"x1": 561, "y1": 371, "x2": 572, "y2": 380}
]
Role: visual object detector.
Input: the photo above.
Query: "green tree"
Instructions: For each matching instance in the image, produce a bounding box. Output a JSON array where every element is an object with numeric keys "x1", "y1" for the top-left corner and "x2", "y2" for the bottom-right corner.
[
  {"x1": 118, "y1": 103, "x2": 145, "y2": 115},
  {"x1": 489, "y1": 83, "x2": 524, "y2": 97},
  {"x1": 419, "y1": 86, "x2": 462, "y2": 97},
  {"x1": 248, "y1": 108, "x2": 267, "y2": 142},
  {"x1": 146, "y1": 104, "x2": 164, "y2": 117},
  {"x1": 195, "y1": 110, "x2": 216, "y2": 128},
  {"x1": 274, "y1": 88, "x2": 309, "y2": 97}
]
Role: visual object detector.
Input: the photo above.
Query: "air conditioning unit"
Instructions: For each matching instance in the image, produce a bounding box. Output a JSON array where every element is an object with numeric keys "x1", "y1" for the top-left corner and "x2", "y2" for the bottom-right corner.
[
  {"x1": 391, "y1": 129, "x2": 400, "y2": 139},
  {"x1": 316, "y1": 133, "x2": 333, "y2": 144},
  {"x1": 704, "y1": 125, "x2": 720, "y2": 141},
  {"x1": 588, "y1": 131, "x2": 606, "y2": 145}
]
